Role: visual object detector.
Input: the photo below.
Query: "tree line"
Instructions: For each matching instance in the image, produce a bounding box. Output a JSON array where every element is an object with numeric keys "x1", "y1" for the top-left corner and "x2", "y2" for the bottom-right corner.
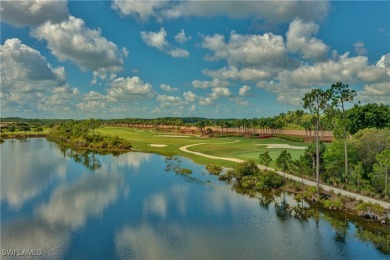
[
  {"x1": 48, "y1": 119, "x2": 131, "y2": 150},
  {"x1": 2, "y1": 101, "x2": 389, "y2": 138}
]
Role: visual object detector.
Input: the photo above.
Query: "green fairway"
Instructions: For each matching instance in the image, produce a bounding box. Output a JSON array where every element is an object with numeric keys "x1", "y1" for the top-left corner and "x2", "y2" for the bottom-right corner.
[{"x1": 97, "y1": 126, "x2": 307, "y2": 168}]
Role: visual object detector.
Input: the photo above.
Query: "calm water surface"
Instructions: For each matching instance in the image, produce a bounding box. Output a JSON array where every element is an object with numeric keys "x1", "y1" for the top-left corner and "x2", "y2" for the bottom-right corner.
[{"x1": 1, "y1": 138, "x2": 388, "y2": 259}]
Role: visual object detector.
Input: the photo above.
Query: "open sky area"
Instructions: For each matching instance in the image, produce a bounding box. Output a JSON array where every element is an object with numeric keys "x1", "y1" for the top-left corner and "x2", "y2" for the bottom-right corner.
[{"x1": 1, "y1": 0, "x2": 389, "y2": 119}]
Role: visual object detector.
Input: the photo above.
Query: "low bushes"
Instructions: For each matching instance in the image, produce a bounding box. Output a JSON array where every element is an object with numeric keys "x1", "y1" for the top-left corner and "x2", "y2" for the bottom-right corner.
[
  {"x1": 179, "y1": 168, "x2": 192, "y2": 174},
  {"x1": 206, "y1": 164, "x2": 223, "y2": 175},
  {"x1": 217, "y1": 160, "x2": 284, "y2": 191},
  {"x1": 356, "y1": 202, "x2": 385, "y2": 219},
  {"x1": 322, "y1": 199, "x2": 343, "y2": 210}
]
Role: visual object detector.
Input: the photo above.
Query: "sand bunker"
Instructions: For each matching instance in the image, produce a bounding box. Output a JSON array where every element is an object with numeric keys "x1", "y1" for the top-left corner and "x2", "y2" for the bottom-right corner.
[
  {"x1": 155, "y1": 135, "x2": 190, "y2": 138},
  {"x1": 255, "y1": 144, "x2": 306, "y2": 150},
  {"x1": 149, "y1": 144, "x2": 168, "y2": 147}
]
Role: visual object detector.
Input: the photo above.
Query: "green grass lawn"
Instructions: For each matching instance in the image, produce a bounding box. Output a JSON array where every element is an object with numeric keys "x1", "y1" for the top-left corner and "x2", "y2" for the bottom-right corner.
[{"x1": 97, "y1": 126, "x2": 308, "y2": 168}]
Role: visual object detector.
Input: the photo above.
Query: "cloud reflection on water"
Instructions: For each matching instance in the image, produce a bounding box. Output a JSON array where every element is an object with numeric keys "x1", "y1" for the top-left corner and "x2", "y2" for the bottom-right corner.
[
  {"x1": 38, "y1": 172, "x2": 124, "y2": 228},
  {"x1": 115, "y1": 152, "x2": 151, "y2": 169},
  {"x1": 1, "y1": 218, "x2": 70, "y2": 259},
  {"x1": 0, "y1": 139, "x2": 68, "y2": 208}
]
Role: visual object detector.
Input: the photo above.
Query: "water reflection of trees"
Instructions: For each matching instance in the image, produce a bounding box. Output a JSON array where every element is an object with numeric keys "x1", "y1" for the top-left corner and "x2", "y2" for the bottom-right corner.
[
  {"x1": 258, "y1": 191, "x2": 276, "y2": 209},
  {"x1": 231, "y1": 185, "x2": 390, "y2": 255},
  {"x1": 356, "y1": 227, "x2": 390, "y2": 254},
  {"x1": 164, "y1": 156, "x2": 211, "y2": 186},
  {"x1": 275, "y1": 194, "x2": 290, "y2": 221},
  {"x1": 58, "y1": 146, "x2": 123, "y2": 171},
  {"x1": 323, "y1": 214, "x2": 348, "y2": 243}
]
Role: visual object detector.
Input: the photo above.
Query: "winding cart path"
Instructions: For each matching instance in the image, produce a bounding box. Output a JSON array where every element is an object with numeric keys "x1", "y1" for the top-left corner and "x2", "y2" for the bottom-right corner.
[{"x1": 180, "y1": 142, "x2": 390, "y2": 209}]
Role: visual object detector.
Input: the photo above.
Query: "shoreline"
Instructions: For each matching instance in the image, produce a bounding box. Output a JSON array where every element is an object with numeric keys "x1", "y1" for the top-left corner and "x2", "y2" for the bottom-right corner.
[{"x1": 3, "y1": 136, "x2": 390, "y2": 215}]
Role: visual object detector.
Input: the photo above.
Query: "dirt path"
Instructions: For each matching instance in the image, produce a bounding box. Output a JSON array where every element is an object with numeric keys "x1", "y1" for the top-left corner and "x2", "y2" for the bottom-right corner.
[{"x1": 179, "y1": 143, "x2": 390, "y2": 209}]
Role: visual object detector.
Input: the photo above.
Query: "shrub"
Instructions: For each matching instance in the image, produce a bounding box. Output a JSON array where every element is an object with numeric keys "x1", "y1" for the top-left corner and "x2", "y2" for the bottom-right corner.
[
  {"x1": 303, "y1": 186, "x2": 318, "y2": 200},
  {"x1": 356, "y1": 202, "x2": 384, "y2": 217},
  {"x1": 234, "y1": 160, "x2": 259, "y2": 179},
  {"x1": 322, "y1": 199, "x2": 343, "y2": 210},
  {"x1": 235, "y1": 170, "x2": 284, "y2": 191},
  {"x1": 206, "y1": 164, "x2": 223, "y2": 175},
  {"x1": 260, "y1": 171, "x2": 284, "y2": 189},
  {"x1": 294, "y1": 193, "x2": 303, "y2": 201},
  {"x1": 179, "y1": 168, "x2": 192, "y2": 174},
  {"x1": 218, "y1": 169, "x2": 235, "y2": 182}
]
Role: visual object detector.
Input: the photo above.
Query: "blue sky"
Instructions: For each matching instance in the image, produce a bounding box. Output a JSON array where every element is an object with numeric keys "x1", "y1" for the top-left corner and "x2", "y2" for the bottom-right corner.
[{"x1": 1, "y1": 1, "x2": 389, "y2": 119}]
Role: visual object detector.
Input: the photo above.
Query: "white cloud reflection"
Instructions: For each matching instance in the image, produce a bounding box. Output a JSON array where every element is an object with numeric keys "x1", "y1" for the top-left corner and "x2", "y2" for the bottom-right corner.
[
  {"x1": 38, "y1": 173, "x2": 124, "y2": 228},
  {"x1": 0, "y1": 140, "x2": 68, "y2": 208},
  {"x1": 114, "y1": 152, "x2": 152, "y2": 169}
]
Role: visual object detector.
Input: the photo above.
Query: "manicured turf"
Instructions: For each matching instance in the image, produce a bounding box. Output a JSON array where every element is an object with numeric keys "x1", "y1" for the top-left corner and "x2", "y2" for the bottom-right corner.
[{"x1": 97, "y1": 126, "x2": 308, "y2": 168}]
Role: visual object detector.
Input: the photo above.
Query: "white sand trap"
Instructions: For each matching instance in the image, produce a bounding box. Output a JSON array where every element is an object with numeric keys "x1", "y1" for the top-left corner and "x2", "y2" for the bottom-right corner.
[
  {"x1": 149, "y1": 144, "x2": 168, "y2": 147},
  {"x1": 134, "y1": 129, "x2": 144, "y2": 132},
  {"x1": 155, "y1": 135, "x2": 190, "y2": 138},
  {"x1": 255, "y1": 144, "x2": 306, "y2": 150}
]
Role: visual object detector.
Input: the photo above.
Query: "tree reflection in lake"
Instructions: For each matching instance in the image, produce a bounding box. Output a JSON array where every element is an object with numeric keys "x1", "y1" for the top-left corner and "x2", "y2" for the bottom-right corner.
[
  {"x1": 356, "y1": 227, "x2": 390, "y2": 254},
  {"x1": 164, "y1": 156, "x2": 211, "y2": 186},
  {"x1": 258, "y1": 191, "x2": 276, "y2": 209},
  {"x1": 275, "y1": 193, "x2": 291, "y2": 221},
  {"x1": 229, "y1": 182, "x2": 390, "y2": 255},
  {"x1": 58, "y1": 145, "x2": 125, "y2": 171}
]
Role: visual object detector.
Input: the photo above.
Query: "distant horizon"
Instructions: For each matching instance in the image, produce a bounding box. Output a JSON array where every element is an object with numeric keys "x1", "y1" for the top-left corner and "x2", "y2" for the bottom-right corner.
[{"x1": 1, "y1": 1, "x2": 389, "y2": 119}]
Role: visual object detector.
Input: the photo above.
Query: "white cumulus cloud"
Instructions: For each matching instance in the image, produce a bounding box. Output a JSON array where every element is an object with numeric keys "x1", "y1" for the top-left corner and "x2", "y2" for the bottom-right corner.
[
  {"x1": 32, "y1": 16, "x2": 123, "y2": 74},
  {"x1": 0, "y1": 38, "x2": 66, "y2": 93},
  {"x1": 160, "y1": 84, "x2": 179, "y2": 92},
  {"x1": 209, "y1": 87, "x2": 232, "y2": 99},
  {"x1": 277, "y1": 53, "x2": 368, "y2": 89},
  {"x1": 286, "y1": 19, "x2": 328, "y2": 61},
  {"x1": 354, "y1": 41, "x2": 367, "y2": 56},
  {"x1": 239, "y1": 85, "x2": 251, "y2": 96},
  {"x1": 192, "y1": 78, "x2": 230, "y2": 89},
  {"x1": 183, "y1": 91, "x2": 198, "y2": 102},
  {"x1": 156, "y1": 95, "x2": 186, "y2": 108},
  {"x1": 111, "y1": 0, "x2": 169, "y2": 21},
  {"x1": 77, "y1": 101, "x2": 107, "y2": 110},
  {"x1": 112, "y1": 0, "x2": 329, "y2": 25},
  {"x1": 175, "y1": 29, "x2": 191, "y2": 44},
  {"x1": 0, "y1": 0, "x2": 68, "y2": 27},
  {"x1": 202, "y1": 31, "x2": 298, "y2": 70},
  {"x1": 203, "y1": 66, "x2": 271, "y2": 81},
  {"x1": 107, "y1": 77, "x2": 156, "y2": 101},
  {"x1": 140, "y1": 27, "x2": 189, "y2": 58}
]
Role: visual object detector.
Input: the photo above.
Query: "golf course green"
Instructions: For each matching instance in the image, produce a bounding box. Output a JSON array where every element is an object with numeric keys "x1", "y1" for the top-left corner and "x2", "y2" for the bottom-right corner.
[{"x1": 97, "y1": 126, "x2": 307, "y2": 168}]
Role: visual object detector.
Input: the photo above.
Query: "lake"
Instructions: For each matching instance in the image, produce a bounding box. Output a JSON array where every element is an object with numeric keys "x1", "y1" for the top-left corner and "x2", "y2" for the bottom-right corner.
[{"x1": 1, "y1": 138, "x2": 388, "y2": 259}]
